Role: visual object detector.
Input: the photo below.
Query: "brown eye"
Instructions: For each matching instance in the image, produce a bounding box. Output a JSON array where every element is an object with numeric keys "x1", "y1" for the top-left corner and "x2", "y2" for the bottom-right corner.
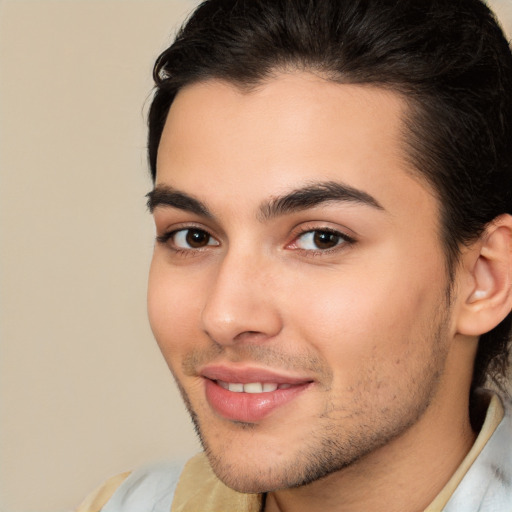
[
  {"x1": 172, "y1": 228, "x2": 219, "y2": 249},
  {"x1": 185, "y1": 229, "x2": 210, "y2": 247},
  {"x1": 313, "y1": 231, "x2": 341, "y2": 249},
  {"x1": 295, "y1": 230, "x2": 348, "y2": 251}
]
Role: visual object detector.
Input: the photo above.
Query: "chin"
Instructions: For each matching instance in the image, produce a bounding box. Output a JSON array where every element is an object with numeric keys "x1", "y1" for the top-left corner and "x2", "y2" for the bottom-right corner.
[{"x1": 206, "y1": 454, "x2": 291, "y2": 493}]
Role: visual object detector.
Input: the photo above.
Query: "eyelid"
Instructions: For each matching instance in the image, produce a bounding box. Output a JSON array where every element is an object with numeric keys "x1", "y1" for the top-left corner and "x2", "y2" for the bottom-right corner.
[
  {"x1": 156, "y1": 224, "x2": 220, "y2": 250},
  {"x1": 155, "y1": 220, "x2": 356, "y2": 255},
  {"x1": 286, "y1": 225, "x2": 356, "y2": 253}
]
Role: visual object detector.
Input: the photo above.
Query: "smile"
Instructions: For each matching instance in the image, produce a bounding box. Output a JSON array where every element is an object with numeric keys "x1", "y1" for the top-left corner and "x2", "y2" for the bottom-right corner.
[
  {"x1": 202, "y1": 370, "x2": 312, "y2": 422},
  {"x1": 216, "y1": 381, "x2": 294, "y2": 393}
]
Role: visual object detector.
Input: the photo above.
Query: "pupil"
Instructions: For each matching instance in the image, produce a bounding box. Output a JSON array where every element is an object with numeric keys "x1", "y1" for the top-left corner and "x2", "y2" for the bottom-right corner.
[
  {"x1": 313, "y1": 231, "x2": 338, "y2": 249},
  {"x1": 186, "y1": 229, "x2": 208, "y2": 248}
]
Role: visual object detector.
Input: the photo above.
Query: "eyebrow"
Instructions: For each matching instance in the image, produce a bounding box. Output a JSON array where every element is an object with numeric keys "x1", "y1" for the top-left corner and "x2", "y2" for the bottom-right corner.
[
  {"x1": 146, "y1": 186, "x2": 212, "y2": 217},
  {"x1": 259, "y1": 181, "x2": 384, "y2": 220},
  {"x1": 147, "y1": 181, "x2": 384, "y2": 218}
]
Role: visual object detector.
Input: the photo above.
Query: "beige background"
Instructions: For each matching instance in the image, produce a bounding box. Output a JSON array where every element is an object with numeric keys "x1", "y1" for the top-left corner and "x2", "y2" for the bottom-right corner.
[
  {"x1": 0, "y1": 1, "x2": 511, "y2": 511},
  {"x1": 0, "y1": 2, "x2": 202, "y2": 511}
]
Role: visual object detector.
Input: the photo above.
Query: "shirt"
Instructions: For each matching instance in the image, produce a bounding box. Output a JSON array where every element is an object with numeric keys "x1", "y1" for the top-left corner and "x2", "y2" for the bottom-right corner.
[{"x1": 76, "y1": 392, "x2": 512, "y2": 512}]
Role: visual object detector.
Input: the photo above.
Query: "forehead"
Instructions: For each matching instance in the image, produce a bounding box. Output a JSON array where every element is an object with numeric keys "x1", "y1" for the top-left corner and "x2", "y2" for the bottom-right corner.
[{"x1": 156, "y1": 73, "x2": 437, "y2": 220}]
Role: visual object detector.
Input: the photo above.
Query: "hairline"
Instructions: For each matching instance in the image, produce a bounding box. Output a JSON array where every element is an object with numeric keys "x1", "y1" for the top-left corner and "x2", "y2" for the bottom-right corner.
[{"x1": 155, "y1": 67, "x2": 462, "y2": 283}]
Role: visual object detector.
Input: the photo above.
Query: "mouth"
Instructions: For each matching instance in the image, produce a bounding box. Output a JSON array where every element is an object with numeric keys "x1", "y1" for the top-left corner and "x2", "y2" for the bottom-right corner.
[
  {"x1": 200, "y1": 365, "x2": 314, "y2": 423},
  {"x1": 216, "y1": 381, "x2": 295, "y2": 393}
]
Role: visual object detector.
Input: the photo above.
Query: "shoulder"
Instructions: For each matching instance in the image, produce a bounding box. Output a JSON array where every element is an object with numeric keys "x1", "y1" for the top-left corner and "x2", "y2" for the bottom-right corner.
[
  {"x1": 443, "y1": 394, "x2": 512, "y2": 512},
  {"x1": 75, "y1": 472, "x2": 132, "y2": 512},
  {"x1": 75, "y1": 460, "x2": 186, "y2": 512}
]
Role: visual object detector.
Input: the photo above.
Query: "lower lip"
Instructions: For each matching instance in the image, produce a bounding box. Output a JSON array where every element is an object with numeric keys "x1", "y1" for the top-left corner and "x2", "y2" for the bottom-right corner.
[{"x1": 204, "y1": 379, "x2": 311, "y2": 423}]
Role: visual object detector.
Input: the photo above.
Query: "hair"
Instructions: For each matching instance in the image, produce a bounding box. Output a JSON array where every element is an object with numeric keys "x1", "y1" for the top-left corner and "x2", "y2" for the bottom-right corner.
[{"x1": 147, "y1": 0, "x2": 512, "y2": 393}]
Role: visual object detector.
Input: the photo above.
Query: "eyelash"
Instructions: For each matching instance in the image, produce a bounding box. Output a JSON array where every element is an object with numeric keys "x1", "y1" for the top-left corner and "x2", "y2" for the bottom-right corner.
[
  {"x1": 156, "y1": 226, "x2": 218, "y2": 255},
  {"x1": 288, "y1": 227, "x2": 356, "y2": 255},
  {"x1": 156, "y1": 226, "x2": 356, "y2": 256}
]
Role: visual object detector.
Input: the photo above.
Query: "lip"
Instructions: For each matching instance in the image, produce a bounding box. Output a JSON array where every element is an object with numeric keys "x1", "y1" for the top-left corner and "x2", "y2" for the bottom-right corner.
[
  {"x1": 201, "y1": 364, "x2": 313, "y2": 385},
  {"x1": 201, "y1": 364, "x2": 313, "y2": 423}
]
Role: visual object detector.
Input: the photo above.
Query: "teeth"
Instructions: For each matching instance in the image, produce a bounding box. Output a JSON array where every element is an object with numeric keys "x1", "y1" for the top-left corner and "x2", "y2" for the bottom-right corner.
[
  {"x1": 217, "y1": 381, "x2": 283, "y2": 393},
  {"x1": 244, "y1": 382, "x2": 263, "y2": 393}
]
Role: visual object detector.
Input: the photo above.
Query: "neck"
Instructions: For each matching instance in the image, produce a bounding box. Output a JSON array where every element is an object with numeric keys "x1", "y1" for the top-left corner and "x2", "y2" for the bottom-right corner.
[{"x1": 264, "y1": 390, "x2": 476, "y2": 512}]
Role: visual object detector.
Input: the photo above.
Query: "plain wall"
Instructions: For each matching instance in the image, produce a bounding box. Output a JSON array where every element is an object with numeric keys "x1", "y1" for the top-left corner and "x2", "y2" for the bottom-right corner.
[
  {"x1": 0, "y1": 2, "x2": 202, "y2": 511},
  {"x1": 0, "y1": 1, "x2": 511, "y2": 511}
]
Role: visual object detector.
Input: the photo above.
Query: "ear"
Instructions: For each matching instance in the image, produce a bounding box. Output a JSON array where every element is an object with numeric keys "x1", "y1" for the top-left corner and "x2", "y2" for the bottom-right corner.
[{"x1": 456, "y1": 214, "x2": 512, "y2": 336}]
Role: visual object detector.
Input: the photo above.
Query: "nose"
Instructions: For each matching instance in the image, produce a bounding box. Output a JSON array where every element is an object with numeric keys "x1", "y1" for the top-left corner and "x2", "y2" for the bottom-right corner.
[{"x1": 201, "y1": 251, "x2": 283, "y2": 346}]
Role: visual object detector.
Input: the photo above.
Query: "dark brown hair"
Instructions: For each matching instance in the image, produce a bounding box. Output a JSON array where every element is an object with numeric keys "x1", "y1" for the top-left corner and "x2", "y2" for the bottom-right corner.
[{"x1": 148, "y1": 0, "x2": 512, "y2": 392}]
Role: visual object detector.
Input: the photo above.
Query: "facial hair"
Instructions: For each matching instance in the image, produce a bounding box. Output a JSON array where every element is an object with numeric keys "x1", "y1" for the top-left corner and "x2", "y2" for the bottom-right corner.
[{"x1": 170, "y1": 300, "x2": 451, "y2": 494}]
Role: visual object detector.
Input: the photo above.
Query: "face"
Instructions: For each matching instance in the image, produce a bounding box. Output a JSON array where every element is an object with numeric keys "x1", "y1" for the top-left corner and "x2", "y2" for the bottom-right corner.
[{"x1": 148, "y1": 73, "x2": 455, "y2": 493}]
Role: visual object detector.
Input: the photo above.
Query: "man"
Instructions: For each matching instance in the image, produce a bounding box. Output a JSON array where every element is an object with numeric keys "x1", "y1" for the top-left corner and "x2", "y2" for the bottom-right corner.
[{"x1": 78, "y1": 0, "x2": 512, "y2": 510}]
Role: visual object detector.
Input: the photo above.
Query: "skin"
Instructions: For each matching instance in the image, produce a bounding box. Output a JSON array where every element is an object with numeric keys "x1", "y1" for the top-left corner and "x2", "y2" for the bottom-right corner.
[{"x1": 148, "y1": 73, "x2": 480, "y2": 511}]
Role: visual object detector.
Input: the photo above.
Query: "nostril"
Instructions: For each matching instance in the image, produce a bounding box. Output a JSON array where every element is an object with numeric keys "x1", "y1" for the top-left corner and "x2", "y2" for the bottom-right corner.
[{"x1": 233, "y1": 330, "x2": 269, "y2": 343}]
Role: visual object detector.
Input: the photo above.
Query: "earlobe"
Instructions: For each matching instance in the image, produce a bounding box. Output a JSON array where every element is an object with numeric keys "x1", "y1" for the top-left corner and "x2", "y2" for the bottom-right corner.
[{"x1": 456, "y1": 214, "x2": 512, "y2": 336}]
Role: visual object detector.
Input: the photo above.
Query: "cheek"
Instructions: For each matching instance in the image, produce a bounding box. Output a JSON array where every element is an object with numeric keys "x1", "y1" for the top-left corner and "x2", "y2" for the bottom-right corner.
[
  {"x1": 283, "y1": 258, "x2": 445, "y2": 377},
  {"x1": 147, "y1": 257, "x2": 204, "y2": 361}
]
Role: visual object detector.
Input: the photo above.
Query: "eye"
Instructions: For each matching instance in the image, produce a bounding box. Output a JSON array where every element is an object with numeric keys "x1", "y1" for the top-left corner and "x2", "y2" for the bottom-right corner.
[
  {"x1": 293, "y1": 229, "x2": 351, "y2": 251},
  {"x1": 161, "y1": 228, "x2": 219, "y2": 250}
]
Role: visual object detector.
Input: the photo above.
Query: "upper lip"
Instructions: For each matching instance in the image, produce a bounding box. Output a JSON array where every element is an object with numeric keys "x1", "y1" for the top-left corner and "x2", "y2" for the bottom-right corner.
[{"x1": 200, "y1": 364, "x2": 314, "y2": 385}]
